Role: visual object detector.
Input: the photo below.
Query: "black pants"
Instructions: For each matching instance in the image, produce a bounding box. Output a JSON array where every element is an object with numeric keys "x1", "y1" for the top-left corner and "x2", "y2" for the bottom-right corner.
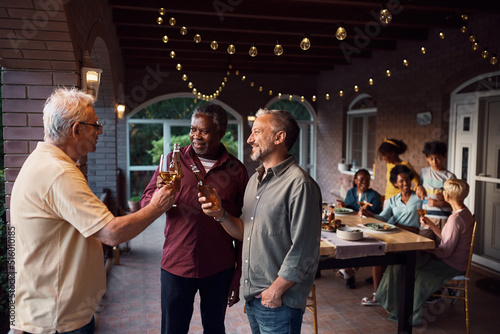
[{"x1": 160, "y1": 267, "x2": 234, "y2": 334}]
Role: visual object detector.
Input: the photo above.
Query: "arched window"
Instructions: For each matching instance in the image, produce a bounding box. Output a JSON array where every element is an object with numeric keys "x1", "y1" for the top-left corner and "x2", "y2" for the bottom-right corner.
[
  {"x1": 126, "y1": 94, "x2": 242, "y2": 198},
  {"x1": 346, "y1": 94, "x2": 377, "y2": 171},
  {"x1": 266, "y1": 97, "x2": 317, "y2": 178}
]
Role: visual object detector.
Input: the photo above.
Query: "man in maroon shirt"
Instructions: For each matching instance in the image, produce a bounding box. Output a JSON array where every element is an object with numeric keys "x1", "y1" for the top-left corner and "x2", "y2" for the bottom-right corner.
[{"x1": 141, "y1": 104, "x2": 248, "y2": 334}]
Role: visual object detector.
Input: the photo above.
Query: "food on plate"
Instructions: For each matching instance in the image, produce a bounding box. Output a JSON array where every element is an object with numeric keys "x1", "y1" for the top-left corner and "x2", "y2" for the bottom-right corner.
[
  {"x1": 322, "y1": 224, "x2": 335, "y2": 231},
  {"x1": 365, "y1": 223, "x2": 393, "y2": 230},
  {"x1": 334, "y1": 208, "x2": 353, "y2": 214}
]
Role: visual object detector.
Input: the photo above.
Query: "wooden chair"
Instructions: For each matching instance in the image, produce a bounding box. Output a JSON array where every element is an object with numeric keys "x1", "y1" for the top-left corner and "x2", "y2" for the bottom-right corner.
[
  {"x1": 432, "y1": 221, "x2": 477, "y2": 334},
  {"x1": 306, "y1": 284, "x2": 318, "y2": 334}
]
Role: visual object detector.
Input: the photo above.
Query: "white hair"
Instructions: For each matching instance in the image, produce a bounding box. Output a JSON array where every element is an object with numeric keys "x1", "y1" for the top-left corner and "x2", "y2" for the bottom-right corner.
[{"x1": 43, "y1": 87, "x2": 95, "y2": 144}]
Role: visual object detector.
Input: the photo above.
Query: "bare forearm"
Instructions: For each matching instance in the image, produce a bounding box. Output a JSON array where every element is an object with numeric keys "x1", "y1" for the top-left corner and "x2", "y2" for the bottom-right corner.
[{"x1": 217, "y1": 212, "x2": 244, "y2": 240}]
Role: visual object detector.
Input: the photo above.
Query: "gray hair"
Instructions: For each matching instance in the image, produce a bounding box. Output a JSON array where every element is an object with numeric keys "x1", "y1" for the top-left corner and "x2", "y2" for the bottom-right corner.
[
  {"x1": 43, "y1": 87, "x2": 95, "y2": 144},
  {"x1": 191, "y1": 104, "x2": 228, "y2": 131},
  {"x1": 255, "y1": 108, "x2": 300, "y2": 150}
]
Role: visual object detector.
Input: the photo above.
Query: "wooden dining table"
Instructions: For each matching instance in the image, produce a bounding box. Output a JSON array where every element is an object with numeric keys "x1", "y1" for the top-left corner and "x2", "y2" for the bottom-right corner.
[{"x1": 319, "y1": 213, "x2": 435, "y2": 334}]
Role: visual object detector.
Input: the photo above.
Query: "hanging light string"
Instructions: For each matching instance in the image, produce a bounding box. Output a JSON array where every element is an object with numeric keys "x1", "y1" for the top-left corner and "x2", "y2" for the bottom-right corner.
[{"x1": 156, "y1": 7, "x2": 498, "y2": 103}]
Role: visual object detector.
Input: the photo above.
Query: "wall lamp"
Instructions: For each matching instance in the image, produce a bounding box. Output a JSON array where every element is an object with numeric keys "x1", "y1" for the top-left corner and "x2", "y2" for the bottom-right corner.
[
  {"x1": 81, "y1": 51, "x2": 103, "y2": 101},
  {"x1": 247, "y1": 115, "x2": 256, "y2": 127},
  {"x1": 116, "y1": 104, "x2": 126, "y2": 119}
]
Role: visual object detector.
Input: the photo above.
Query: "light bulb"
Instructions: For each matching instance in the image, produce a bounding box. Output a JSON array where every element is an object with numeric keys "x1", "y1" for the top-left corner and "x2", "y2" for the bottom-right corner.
[
  {"x1": 226, "y1": 70, "x2": 230, "y2": 75},
  {"x1": 228, "y1": 64, "x2": 232, "y2": 69},
  {"x1": 159, "y1": 8, "x2": 165, "y2": 15},
  {"x1": 168, "y1": 17, "x2": 176, "y2": 26},
  {"x1": 369, "y1": 78, "x2": 374, "y2": 85},
  {"x1": 188, "y1": 82, "x2": 193, "y2": 89},
  {"x1": 250, "y1": 82, "x2": 254, "y2": 87},
  {"x1": 339, "y1": 90, "x2": 343, "y2": 97},
  {"x1": 354, "y1": 85, "x2": 359, "y2": 92},
  {"x1": 379, "y1": 8, "x2": 392, "y2": 24},
  {"x1": 224, "y1": 76, "x2": 228, "y2": 82},
  {"x1": 482, "y1": 49, "x2": 489, "y2": 59},
  {"x1": 259, "y1": 86, "x2": 263, "y2": 92},
  {"x1": 472, "y1": 42, "x2": 479, "y2": 51},
  {"x1": 197, "y1": 92, "x2": 201, "y2": 98},
  {"x1": 182, "y1": 74, "x2": 187, "y2": 81},
  {"x1": 241, "y1": 75, "x2": 246, "y2": 81},
  {"x1": 300, "y1": 37, "x2": 311, "y2": 50},
  {"x1": 176, "y1": 63, "x2": 182, "y2": 71},
  {"x1": 460, "y1": 24, "x2": 467, "y2": 33},
  {"x1": 403, "y1": 58, "x2": 409, "y2": 66},
  {"x1": 235, "y1": 70, "x2": 239, "y2": 75},
  {"x1": 274, "y1": 41, "x2": 284, "y2": 56},
  {"x1": 491, "y1": 55, "x2": 498, "y2": 65},
  {"x1": 227, "y1": 43, "x2": 236, "y2": 54},
  {"x1": 194, "y1": 34, "x2": 201, "y2": 43},
  {"x1": 221, "y1": 82, "x2": 225, "y2": 87},
  {"x1": 469, "y1": 34, "x2": 475, "y2": 42},
  {"x1": 180, "y1": 26, "x2": 188, "y2": 35},
  {"x1": 157, "y1": 17, "x2": 163, "y2": 25},
  {"x1": 269, "y1": 90, "x2": 273, "y2": 95},
  {"x1": 421, "y1": 46, "x2": 426, "y2": 54},
  {"x1": 170, "y1": 50, "x2": 176, "y2": 58},
  {"x1": 249, "y1": 44, "x2": 258, "y2": 57},
  {"x1": 300, "y1": 96, "x2": 305, "y2": 102},
  {"x1": 439, "y1": 32, "x2": 445, "y2": 39},
  {"x1": 192, "y1": 88, "x2": 197, "y2": 94},
  {"x1": 335, "y1": 25, "x2": 347, "y2": 41},
  {"x1": 210, "y1": 40, "x2": 218, "y2": 50},
  {"x1": 461, "y1": 13, "x2": 468, "y2": 21},
  {"x1": 325, "y1": 93, "x2": 330, "y2": 100},
  {"x1": 289, "y1": 95, "x2": 293, "y2": 101},
  {"x1": 162, "y1": 35, "x2": 168, "y2": 43},
  {"x1": 278, "y1": 93, "x2": 282, "y2": 99},
  {"x1": 312, "y1": 95, "x2": 317, "y2": 102},
  {"x1": 386, "y1": 69, "x2": 391, "y2": 77}
]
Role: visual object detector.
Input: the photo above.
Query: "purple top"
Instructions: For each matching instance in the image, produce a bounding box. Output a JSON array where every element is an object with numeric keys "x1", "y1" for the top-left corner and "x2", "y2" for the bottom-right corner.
[{"x1": 141, "y1": 144, "x2": 248, "y2": 280}]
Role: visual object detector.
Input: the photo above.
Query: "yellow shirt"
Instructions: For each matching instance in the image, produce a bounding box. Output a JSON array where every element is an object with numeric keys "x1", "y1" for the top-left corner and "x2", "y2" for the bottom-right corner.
[
  {"x1": 11, "y1": 142, "x2": 114, "y2": 333},
  {"x1": 384, "y1": 160, "x2": 419, "y2": 200}
]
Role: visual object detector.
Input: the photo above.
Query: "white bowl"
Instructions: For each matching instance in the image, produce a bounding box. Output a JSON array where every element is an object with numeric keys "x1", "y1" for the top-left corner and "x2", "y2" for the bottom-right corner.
[{"x1": 336, "y1": 227, "x2": 364, "y2": 241}]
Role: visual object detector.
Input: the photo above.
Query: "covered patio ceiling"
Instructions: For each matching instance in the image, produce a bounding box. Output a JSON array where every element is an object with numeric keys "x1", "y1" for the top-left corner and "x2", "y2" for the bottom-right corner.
[{"x1": 109, "y1": 0, "x2": 500, "y2": 74}]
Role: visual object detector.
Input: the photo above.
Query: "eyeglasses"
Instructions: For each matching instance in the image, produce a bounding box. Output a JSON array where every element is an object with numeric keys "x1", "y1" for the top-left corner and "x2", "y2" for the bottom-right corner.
[{"x1": 79, "y1": 121, "x2": 104, "y2": 130}]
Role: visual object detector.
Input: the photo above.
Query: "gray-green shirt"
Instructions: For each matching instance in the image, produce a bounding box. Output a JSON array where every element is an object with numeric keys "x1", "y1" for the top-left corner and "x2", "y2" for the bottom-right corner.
[{"x1": 240, "y1": 156, "x2": 322, "y2": 310}]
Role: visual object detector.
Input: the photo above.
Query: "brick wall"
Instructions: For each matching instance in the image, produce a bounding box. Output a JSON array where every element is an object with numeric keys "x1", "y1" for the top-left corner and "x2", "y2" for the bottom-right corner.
[{"x1": 316, "y1": 14, "x2": 500, "y2": 203}]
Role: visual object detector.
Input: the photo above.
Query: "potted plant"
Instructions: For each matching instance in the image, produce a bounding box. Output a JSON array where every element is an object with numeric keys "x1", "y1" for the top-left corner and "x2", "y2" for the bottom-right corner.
[{"x1": 127, "y1": 194, "x2": 142, "y2": 212}]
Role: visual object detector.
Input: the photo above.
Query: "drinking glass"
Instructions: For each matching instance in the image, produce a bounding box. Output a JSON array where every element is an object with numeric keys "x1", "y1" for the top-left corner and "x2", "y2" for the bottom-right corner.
[{"x1": 158, "y1": 154, "x2": 178, "y2": 206}]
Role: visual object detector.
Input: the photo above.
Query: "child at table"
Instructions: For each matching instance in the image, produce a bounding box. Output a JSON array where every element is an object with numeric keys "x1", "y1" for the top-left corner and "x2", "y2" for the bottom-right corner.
[
  {"x1": 375, "y1": 179, "x2": 474, "y2": 326},
  {"x1": 335, "y1": 169, "x2": 382, "y2": 289},
  {"x1": 416, "y1": 141, "x2": 456, "y2": 243},
  {"x1": 378, "y1": 138, "x2": 419, "y2": 203}
]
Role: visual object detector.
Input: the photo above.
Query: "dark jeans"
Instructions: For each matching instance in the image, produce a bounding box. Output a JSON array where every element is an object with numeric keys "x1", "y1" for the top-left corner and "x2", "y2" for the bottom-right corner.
[
  {"x1": 19, "y1": 316, "x2": 95, "y2": 334},
  {"x1": 245, "y1": 298, "x2": 303, "y2": 334},
  {"x1": 161, "y1": 267, "x2": 234, "y2": 334}
]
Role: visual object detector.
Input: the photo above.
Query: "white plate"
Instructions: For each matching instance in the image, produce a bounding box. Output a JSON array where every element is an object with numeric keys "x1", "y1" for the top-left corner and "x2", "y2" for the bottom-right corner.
[
  {"x1": 336, "y1": 227, "x2": 364, "y2": 240},
  {"x1": 334, "y1": 208, "x2": 354, "y2": 215},
  {"x1": 363, "y1": 222, "x2": 396, "y2": 231}
]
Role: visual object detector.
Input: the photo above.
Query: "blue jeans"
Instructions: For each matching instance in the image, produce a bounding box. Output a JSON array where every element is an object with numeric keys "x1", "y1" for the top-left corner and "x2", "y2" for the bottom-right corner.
[
  {"x1": 161, "y1": 267, "x2": 234, "y2": 334},
  {"x1": 245, "y1": 298, "x2": 303, "y2": 334}
]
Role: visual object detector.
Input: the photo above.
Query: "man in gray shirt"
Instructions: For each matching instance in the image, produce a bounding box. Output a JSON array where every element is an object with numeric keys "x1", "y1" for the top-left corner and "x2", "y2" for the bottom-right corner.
[{"x1": 199, "y1": 108, "x2": 322, "y2": 333}]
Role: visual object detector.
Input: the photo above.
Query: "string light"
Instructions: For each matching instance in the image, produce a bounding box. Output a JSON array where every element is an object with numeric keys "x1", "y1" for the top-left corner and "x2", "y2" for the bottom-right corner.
[
  {"x1": 227, "y1": 43, "x2": 236, "y2": 55},
  {"x1": 274, "y1": 41, "x2": 284, "y2": 56},
  {"x1": 369, "y1": 78, "x2": 374, "y2": 85},
  {"x1": 325, "y1": 93, "x2": 330, "y2": 100},
  {"x1": 210, "y1": 40, "x2": 219, "y2": 50},
  {"x1": 379, "y1": 5, "x2": 392, "y2": 24},
  {"x1": 249, "y1": 44, "x2": 258, "y2": 57},
  {"x1": 278, "y1": 93, "x2": 282, "y2": 98},
  {"x1": 250, "y1": 82, "x2": 254, "y2": 87},
  {"x1": 421, "y1": 46, "x2": 426, "y2": 54},
  {"x1": 194, "y1": 34, "x2": 201, "y2": 43},
  {"x1": 241, "y1": 75, "x2": 246, "y2": 81},
  {"x1": 335, "y1": 23, "x2": 347, "y2": 41},
  {"x1": 339, "y1": 90, "x2": 343, "y2": 97},
  {"x1": 192, "y1": 88, "x2": 197, "y2": 94},
  {"x1": 482, "y1": 48, "x2": 489, "y2": 59},
  {"x1": 461, "y1": 13, "x2": 468, "y2": 21},
  {"x1": 159, "y1": 8, "x2": 165, "y2": 15},
  {"x1": 235, "y1": 70, "x2": 239, "y2": 75},
  {"x1": 439, "y1": 32, "x2": 445, "y2": 39},
  {"x1": 188, "y1": 82, "x2": 193, "y2": 89},
  {"x1": 354, "y1": 85, "x2": 359, "y2": 92},
  {"x1": 157, "y1": 17, "x2": 163, "y2": 25},
  {"x1": 180, "y1": 26, "x2": 188, "y2": 35},
  {"x1": 176, "y1": 63, "x2": 182, "y2": 71},
  {"x1": 312, "y1": 95, "x2": 317, "y2": 102},
  {"x1": 300, "y1": 96, "x2": 305, "y2": 102},
  {"x1": 170, "y1": 50, "x2": 176, "y2": 58},
  {"x1": 269, "y1": 90, "x2": 273, "y2": 95},
  {"x1": 182, "y1": 74, "x2": 187, "y2": 81},
  {"x1": 169, "y1": 17, "x2": 176, "y2": 26},
  {"x1": 259, "y1": 86, "x2": 263, "y2": 92},
  {"x1": 386, "y1": 69, "x2": 391, "y2": 77},
  {"x1": 403, "y1": 58, "x2": 409, "y2": 66},
  {"x1": 224, "y1": 77, "x2": 228, "y2": 82},
  {"x1": 472, "y1": 42, "x2": 479, "y2": 51},
  {"x1": 300, "y1": 36, "x2": 311, "y2": 50},
  {"x1": 289, "y1": 94, "x2": 293, "y2": 101},
  {"x1": 468, "y1": 34, "x2": 476, "y2": 43},
  {"x1": 460, "y1": 22, "x2": 467, "y2": 33},
  {"x1": 491, "y1": 54, "x2": 498, "y2": 65},
  {"x1": 162, "y1": 35, "x2": 168, "y2": 43}
]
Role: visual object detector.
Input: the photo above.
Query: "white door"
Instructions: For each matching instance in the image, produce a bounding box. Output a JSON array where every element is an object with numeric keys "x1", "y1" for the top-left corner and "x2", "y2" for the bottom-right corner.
[{"x1": 475, "y1": 97, "x2": 500, "y2": 263}]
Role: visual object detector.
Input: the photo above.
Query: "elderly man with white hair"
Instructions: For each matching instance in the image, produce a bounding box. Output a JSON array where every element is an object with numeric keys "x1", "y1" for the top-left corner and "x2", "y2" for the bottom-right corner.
[{"x1": 10, "y1": 87, "x2": 175, "y2": 334}]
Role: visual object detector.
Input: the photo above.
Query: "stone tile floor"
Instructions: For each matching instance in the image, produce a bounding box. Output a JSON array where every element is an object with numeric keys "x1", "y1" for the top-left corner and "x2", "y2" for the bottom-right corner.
[{"x1": 95, "y1": 215, "x2": 500, "y2": 333}]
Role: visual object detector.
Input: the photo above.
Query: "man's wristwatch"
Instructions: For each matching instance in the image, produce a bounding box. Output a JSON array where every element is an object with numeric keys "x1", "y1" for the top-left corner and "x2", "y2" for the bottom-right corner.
[{"x1": 214, "y1": 209, "x2": 227, "y2": 222}]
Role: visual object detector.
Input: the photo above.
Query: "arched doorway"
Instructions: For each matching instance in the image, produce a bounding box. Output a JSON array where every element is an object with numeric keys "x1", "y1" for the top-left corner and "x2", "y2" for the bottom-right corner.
[
  {"x1": 125, "y1": 94, "x2": 243, "y2": 199},
  {"x1": 449, "y1": 71, "x2": 500, "y2": 272}
]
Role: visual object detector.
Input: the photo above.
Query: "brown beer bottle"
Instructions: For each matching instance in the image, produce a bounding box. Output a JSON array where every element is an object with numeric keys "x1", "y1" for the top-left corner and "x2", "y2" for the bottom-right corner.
[{"x1": 190, "y1": 163, "x2": 220, "y2": 210}]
